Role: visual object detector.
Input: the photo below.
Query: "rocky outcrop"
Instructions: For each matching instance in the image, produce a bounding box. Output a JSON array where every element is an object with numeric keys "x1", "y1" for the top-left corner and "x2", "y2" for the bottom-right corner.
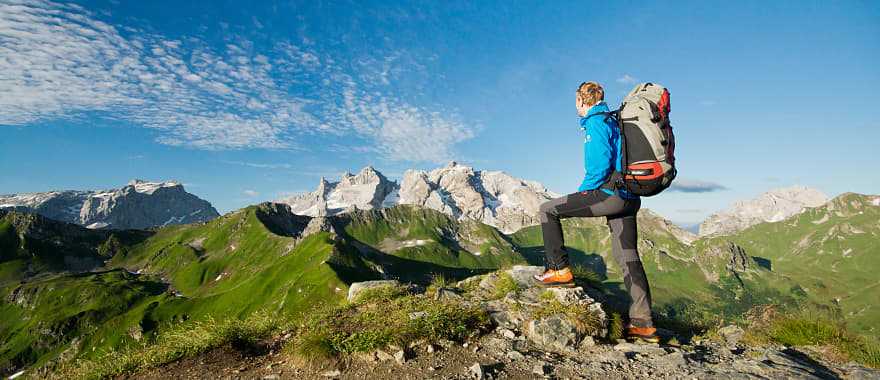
[
  {"x1": 150, "y1": 271, "x2": 880, "y2": 380},
  {"x1": 281, "y1": 167, "x2": 397, "y2": 217},
  {"x1": 279, "y1": 162, "x2": 559, "y2": 234},
  {"x1": 0, "y1": 180, "x2": 219, "y2": 230},
  {"x1": 699, "y1": 186, "x2": 828, "y2": 237}
]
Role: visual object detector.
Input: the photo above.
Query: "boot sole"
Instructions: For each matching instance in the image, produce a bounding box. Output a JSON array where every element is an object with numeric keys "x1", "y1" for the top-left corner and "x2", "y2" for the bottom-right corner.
[
  {"x1": 533, "y1": 280, "x2": 576, "y2": 288},
  {"x1": 627, "y1": 335, "x2": 661, "y2": 344}
]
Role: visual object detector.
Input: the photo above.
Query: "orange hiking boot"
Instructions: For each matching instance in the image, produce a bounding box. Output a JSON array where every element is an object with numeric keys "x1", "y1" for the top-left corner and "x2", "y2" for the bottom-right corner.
[
  {"x1": 532, "y1": 268, "x2": 575, "y2": 288},
  {"x1": 626, "y1": 326, "x2": 660, "y2": 343}
]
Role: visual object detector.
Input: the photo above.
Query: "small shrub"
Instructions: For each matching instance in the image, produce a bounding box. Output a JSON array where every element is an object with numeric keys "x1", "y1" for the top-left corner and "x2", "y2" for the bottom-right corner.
[
  {"x1": 533, "y1": 298, "x2": 603, "y2": 337},
  {"x1": 427, "y1": 273, "x2": 448, "y2": 294},
  {"x1": 608, "y1": 312, "x2": 624, "y2": 341},
  {"x1": 570, "y1": 264, "x2": 602, "y2": 287},
  {"x1": 491, "y1": 272, "x2": 520, "y2": 300}
]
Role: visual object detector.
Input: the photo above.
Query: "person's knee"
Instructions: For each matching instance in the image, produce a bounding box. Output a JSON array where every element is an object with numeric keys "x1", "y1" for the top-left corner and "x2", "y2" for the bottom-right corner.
[{"x1": 538, "y1": 200, "x2": 558, "y2": 222}]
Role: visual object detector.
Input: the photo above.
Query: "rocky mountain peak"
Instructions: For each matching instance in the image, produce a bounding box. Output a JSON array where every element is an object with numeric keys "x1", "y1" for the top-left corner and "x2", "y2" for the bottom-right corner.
[
  {"x1": 279, "y1": 164, "x2": 559, "y2": 233},
  {"x1": 0, "y1": 180, "x2": 219, "y2": 230},
  {"x1": 699, "y1": 186, "x2": 828, "y2": 237}
]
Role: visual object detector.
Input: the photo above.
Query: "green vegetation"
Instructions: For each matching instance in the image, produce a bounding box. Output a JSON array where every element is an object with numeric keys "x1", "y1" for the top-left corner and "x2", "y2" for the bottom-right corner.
[
  {"x1": 743, "y1": 306, "x2": 880, "y2": 368},
  {"x1": 490, "y1": 272, "x2": 521, "y2": 300},
  {"x1": 570, "y1": 264, "x2": 603, "y2": 288},
  {"x1": 54, "y1": 311, "x2": 285, "y2": 380},
  {"x1": 608, "y1": 312, "x2": 624, "y2": 341},
  {"x1": 533, "y1": 292, "x2": 603, "y2": 336},
  {"x1": 288, "y1": 285, "x2": 490, "y2": 363},
  {"x1": 2, "y1": 192, "x2": 879, "y2": 375}
]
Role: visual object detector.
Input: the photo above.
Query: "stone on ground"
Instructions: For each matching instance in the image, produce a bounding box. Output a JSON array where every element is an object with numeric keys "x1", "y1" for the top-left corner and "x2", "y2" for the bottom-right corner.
[{"x1": 347, "y1": 280, "x2": 400, "y2": 302}]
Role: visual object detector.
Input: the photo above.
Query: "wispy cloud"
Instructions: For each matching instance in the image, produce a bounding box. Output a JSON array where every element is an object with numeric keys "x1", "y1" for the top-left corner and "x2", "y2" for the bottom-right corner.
[
  {"x1": 0, "y1": 0, "x2": 476, "y2": 162},
  {"x1": 616, "y1": 74, "x2": 637, "y2": 84},
  {"x1": 221, "y1": 160, "x2": 293, "y2": 170},
  {"x1": 668, "y1": 179, "x2": 727, "y2": 193},
  {"x1": 243, "y1": 189, "x2": 259, "y2": 197}
]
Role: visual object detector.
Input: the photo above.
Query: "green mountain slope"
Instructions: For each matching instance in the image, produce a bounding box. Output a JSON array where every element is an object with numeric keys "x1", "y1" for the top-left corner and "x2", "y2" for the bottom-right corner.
[
  {"x1": 723, "y1": 193, "x2": 880, "y2": 336},
  {"x1": 0, "y1": 204, "x2": 529, "y2": 373},
  {"x1": 2, "y1": 193, "x2": 877, "y2": 375}
]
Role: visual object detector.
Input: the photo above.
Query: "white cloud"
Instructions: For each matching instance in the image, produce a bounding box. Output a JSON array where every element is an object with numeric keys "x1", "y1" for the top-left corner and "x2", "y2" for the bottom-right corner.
[
  {"x1": 616, "y1": 74, "x2": 637, "y2": 84},
  {"x1": 0, "y1": 0, "x2": 476, "y2": 161},
  {"x1": 243, "y1": 189, "x2": 259, "y2": 197}
]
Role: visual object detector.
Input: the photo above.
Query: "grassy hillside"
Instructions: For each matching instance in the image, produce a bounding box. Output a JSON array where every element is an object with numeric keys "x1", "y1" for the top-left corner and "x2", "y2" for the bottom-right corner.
[
  {"x1": 2, "y1": 194, "x2": 878, "y2": 375},
  {"x1": 724, "y1": 193, "x2": 880, "y2": 336},
  {"x1": 0, "y1": 205, "x2": 363, "y2": 374},
  {"x1": 0, "y1": 204, "x2": 529, "y2": 374}
]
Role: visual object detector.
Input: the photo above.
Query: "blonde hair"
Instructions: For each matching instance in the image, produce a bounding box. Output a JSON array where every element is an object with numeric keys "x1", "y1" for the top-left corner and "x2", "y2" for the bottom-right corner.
[{"x1": 576, "y1": 82, "x2": 604, "y2": 107}]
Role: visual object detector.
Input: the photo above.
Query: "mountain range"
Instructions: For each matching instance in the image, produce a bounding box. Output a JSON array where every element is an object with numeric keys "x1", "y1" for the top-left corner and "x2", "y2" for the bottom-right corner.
[
  {"x1": 699, "y1": 185, "x2": 829, "y2": 236},
  {"x1": 0, "y1": 180, "x2": 218, "y2": 230},
  {"x1": 1, "y1": 165, "x2": 877, "y2": 376},
  {"x1": 279, "y1": 162, "x2": 559, "y2": 234}
]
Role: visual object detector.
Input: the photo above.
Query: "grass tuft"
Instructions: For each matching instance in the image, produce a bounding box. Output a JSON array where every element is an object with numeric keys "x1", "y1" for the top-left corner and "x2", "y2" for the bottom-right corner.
[
  {"x1": 490, "y1": 272, "x2": 520, "y2": 300},
  {"x1": 608, "y1": 312, "x2": 624, "y2": 341},
  {"x1": 427, "y1": 273, "x2": 449, "y2": 295},
  {"x1": 533, "y1": 297, "x2": 603, "y2": 337},
  {"x1": 570, "y1": 264, "x2": 602, "y2": 288}
]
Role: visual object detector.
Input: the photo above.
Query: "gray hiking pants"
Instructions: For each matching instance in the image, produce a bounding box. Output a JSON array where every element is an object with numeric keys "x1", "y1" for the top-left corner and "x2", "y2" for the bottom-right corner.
[{"x1": 538, "y1": 190, "x2": 653, "y2": 327}]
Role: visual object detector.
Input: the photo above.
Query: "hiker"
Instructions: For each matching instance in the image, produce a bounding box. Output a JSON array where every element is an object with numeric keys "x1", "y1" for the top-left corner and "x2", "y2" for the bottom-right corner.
[{"x1": 532, "y1": 81, "x2": 659, "y2": 343}]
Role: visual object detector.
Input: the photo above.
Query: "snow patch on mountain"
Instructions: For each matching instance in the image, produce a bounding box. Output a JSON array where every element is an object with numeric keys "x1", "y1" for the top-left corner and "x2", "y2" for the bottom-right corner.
[{"x1": 699, "y1": 186, "x2": 828, "y2": 237}]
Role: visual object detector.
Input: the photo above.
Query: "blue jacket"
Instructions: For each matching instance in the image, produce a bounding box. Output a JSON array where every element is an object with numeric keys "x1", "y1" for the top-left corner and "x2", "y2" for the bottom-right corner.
[{"x1": 577, "y1": 102, "x2": 636, "y2": 199}]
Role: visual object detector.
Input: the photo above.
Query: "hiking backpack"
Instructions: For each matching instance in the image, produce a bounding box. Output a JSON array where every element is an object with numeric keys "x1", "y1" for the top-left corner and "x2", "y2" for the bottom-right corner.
[{"x1": 599, "y1": 82, "x2": 677, "y2": 197}]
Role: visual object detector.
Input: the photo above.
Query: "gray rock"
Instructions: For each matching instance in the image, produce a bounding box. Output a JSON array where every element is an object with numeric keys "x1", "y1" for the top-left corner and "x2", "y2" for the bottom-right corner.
[
  {"x1": 506, "y1": 350, "x2": 525, "y2": 361},
  {"x1": 489, "y1": 310, "x2": 518, "y2": 329},
  {"x1": 532, "y1": 362, "x2": 548, "y2": 376},
  {"x1": 394, "y1": 349, "x2": 407, "y2": 365},
  {"x1": 499, "y1": 328, "x2": 517, "y2": 339},
  {"x1": 376, "y1": 349, "x2": 395, "y2": 362},
  {"x1": 505, "y1": 265, "x2": 545, "y2": 288},
  {"x1": 347, "y1": 280, "x2": 400, "y2": 302},
  {"x1": 469, "y1": 362, "x2": 484, "y2": 380},
  {"x1": 718, "y1": 324, "x2": 745, "y2": 346},
  {"x1": 435, "y1": 288, "x2": 464, "y2": 302},
  {"x1": 613, "y1": 342, "x2": 667, "y2": 356},
  {"x1": 527, "y1": 315, "x2": 579, "y2": 352},
  {"x1": 320, "y1": 369, "x2": 341, "y2": 378},
  {"x1": 762, "y1": 348, "x2": 841, "y2": 379},
  {"x1": 578, "y1": 336, "x2": 596, "y2": 350}
]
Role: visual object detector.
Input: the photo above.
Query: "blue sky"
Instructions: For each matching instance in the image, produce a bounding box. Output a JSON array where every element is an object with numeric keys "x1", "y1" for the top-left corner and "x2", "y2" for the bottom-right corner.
[{"x1": 1, "y1": 0, "x2": 878, "y2": 226}]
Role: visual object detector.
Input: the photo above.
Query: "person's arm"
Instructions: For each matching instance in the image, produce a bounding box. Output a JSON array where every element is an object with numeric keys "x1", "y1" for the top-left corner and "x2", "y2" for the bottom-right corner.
[{"x1": 577, "y1": 120, "x2": 613, "y2": 192}]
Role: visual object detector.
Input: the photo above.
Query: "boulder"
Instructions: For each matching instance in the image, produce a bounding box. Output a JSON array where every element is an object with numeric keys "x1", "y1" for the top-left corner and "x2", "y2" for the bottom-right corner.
[
  {"x1": 347, "y1": 280, "x2": 400, "y2": 302},
  {"x1": 527, "y1": 315, "x2": 580, "y2": 352},
  {"x1": 505, "y1": 265, "x2": 545, "y2": 288}
]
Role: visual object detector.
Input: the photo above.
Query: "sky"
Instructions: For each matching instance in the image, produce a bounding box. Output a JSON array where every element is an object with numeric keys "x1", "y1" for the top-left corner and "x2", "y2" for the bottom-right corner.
[{"x1": 1, "y1": 0, "x2": 878, "y2": 226}]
